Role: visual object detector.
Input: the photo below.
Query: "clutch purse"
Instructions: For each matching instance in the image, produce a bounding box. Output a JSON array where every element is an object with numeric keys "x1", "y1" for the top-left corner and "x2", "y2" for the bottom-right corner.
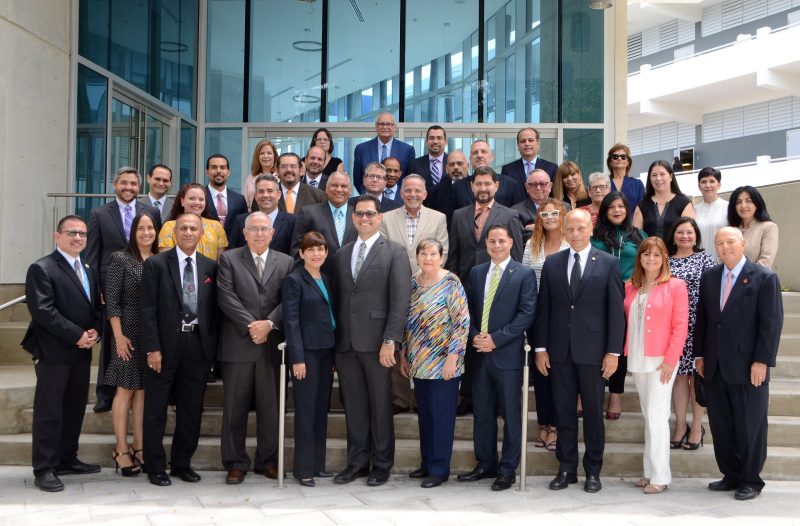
[{"x1": 693, "y1": 372, "x2": 707, "y2": 408}]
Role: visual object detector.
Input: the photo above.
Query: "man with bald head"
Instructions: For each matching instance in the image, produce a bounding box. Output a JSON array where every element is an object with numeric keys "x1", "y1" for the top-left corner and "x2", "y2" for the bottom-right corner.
[
  {"x1": 512, "y1": 168, "x2": 555, "y2": 237},
  {"x1": 352, "y1": 112, "x2": 416, "y2": 194},
  {"x1": 427, "y1": 149, "x2": 469, "y2": 225},
  {"x1": 501, "y1": 127, "x2": 558, "y2": 188},
  {"x1": 532, "y1": 208, "x2": 625, "y2": 494},
  {"x1": 694, "y1": 227, "x2": 782, "y2": 500},
  {"x1": 451, "y1": 140, "x2": 525, "y2": 210},
  {"x1": 303, "y1": 145, "x2": 330, "y2": 190}
]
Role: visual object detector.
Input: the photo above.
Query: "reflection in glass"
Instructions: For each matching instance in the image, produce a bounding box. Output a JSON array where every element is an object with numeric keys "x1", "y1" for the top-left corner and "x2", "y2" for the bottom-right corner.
[
  {"x1": 75, "y1": 65, "x2": 108, "y2": 218},
  {"x1": 180, "y1": 122, "x2": 197, "y2": 187},
  {"x1": 110, "y1": 99, "x2": 140, "y2": 182},
  {"x1": 206, "y1": 0, "x2": 245, "y2": 122},
  {"x1": 563, "y1": 129, "x2": 603, "y2": 175},
  {"x1": 561, "y1": 3, "x2": 603, "y2": 123},
  {"x1": 205, "y1": 129, "x2": 243, "y2": 192}
]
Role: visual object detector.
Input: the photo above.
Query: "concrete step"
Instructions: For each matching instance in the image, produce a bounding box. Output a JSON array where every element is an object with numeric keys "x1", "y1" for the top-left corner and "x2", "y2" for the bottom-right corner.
[
  {"x1": 783, "y1": 314, "x2": 800, "y2": 335},
  {"x1": 783, "y1": 292, "x2": 800, "y2": 313},
  {"x1": 780, "y1": 335, "x2": 800, "y2": 357},
  {"x1": 776, "y1": 355, "x2": 800, "y2": 378}
]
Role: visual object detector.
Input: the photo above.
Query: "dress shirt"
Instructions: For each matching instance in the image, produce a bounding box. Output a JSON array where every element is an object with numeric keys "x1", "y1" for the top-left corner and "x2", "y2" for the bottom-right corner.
[
  {"x1": 483, "y1": 256, "x2": 511, "y2": 298},
  {"x1": 147, "y1": 193, "x2": 166, "y2": 213},
  {"x1": 328, "y1": 201, "x2": 348, "y2": 218},
  {"x1": 523, "y1": 156, "x2": 539, "y2": 175},
  {"x1": 350, "y1": 231, "x2": 381, "y2": 277},
  {"x1": 305, "y1": 174, "x2": 323, "y2": 187},
  {"x1": 208, "y1": 186, "x2": 228, "y2": 209},
  {"x1": 265, "y1": 208, "x2": 278, "y2": 227},
  {"x1": 404, "y1": 207, "x2": 421, "y2": 245},
  {"x1": 384, "y1": 186, "x2": 399, "y2": 200},
  {"x1": 378, "y1": 138, "x2": 394, "y2": 160},
  {"x1": 175, "y1": 246, "x2": 198, "y2": 325},
  {"x1": 281, "y1": 183, "x2": 298, "y2": 203},
  {"x1": 721, "y1": 255, "x2": 746, "y2": 307},
  {"x1": 56, "y1": 248, "x2": 89, "y2": 288},
  {"x1": 567, "y1": 244, "x2": 591, "y2": 284},
  {"x1": 116, "y1": 198, "x2": 136, "y2": 223}
]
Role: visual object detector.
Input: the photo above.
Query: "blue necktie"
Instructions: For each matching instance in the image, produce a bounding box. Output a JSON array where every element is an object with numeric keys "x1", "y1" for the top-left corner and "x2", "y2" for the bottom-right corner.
[
  {"x1": 123, "y1": 205, "x2": 133, "y2": 241},
  {"x1": 334, "y1": 209, "x2": 345, "y2": 246},
  {"x1": 431, "y1": 158, "x2": 440, "y2": 185},
  {"x1": 380, "y1": 144, "x2": 388, "y2": 162}
]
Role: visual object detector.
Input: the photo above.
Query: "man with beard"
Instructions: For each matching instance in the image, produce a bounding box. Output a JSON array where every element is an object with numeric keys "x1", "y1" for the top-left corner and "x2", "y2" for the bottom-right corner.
[
  {"x1": 451, "y1": 141, "x2": 525, "y2": 209},
  {"x1": 427, "y1": 149, "x2": 469, "y2": 226},
  {"x1": 204, "y1": 154, "x2": 248, "y2": 239},
  {"x1": 409, "y1": 125, "x2": 448, "y2": 192},
  {"x1": 228, "y1": 174, "x2": 295, "y2": 255},
  {"x1": 276, "y1": 152, "x2": 326, "y2": 215}
]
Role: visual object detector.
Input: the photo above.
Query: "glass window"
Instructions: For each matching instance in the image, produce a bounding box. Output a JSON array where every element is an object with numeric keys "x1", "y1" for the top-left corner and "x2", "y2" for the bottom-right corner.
[
  {"x1": 205, "y1": 128, "x2": 243, "y2": 191},
  {"x1": 560, "y1": 3, "x2": 604, "y2": 123},
  {"x1": 249, "y1": 0, "x2": 322, "y2": 123},
  {"x1": 326, "y1": 1, "x2": 400, "y2": 122},
  {"x1": 206, "y1": 0, "x2": 245, "y2": 122},
  {"x1": 563, "y1": 129, "x2": 603, "y2": 175},
  {"x1": 75, "y1": 65, "x2": 108, "y2": 218},
  {"x1": 180, "y1": 121, "x2": 197, "y2": 187}
]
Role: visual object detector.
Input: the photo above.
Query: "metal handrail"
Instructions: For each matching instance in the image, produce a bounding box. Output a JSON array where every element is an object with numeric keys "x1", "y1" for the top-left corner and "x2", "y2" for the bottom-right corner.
[
  {"x1": 278, "y1": 341, "x2": 287, "y2": 488},
  {"x1": 519, "y1": 342, "x2": 531, "y2": 492},
  {"x1": 0, "y1": 295, "x2": 25, "y2": 311}
]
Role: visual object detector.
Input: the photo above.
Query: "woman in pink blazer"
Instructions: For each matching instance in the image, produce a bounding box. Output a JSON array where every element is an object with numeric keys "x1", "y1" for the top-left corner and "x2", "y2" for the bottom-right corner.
[{"x1": 623, "y1": 237, "x2": 689, "y2": 494}]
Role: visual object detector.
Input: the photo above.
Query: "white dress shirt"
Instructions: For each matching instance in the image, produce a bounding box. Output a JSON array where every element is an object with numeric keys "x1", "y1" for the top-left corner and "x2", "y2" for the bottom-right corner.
[
  {"x1": 350, "y1": 231, "x2": 381, "y2": 277},
  {"x1": 483, "y1": 256, "x2": 511, "y2": 297},
  {"x1": 176, "y1": 246, "x2": 198, "y2": 324}
]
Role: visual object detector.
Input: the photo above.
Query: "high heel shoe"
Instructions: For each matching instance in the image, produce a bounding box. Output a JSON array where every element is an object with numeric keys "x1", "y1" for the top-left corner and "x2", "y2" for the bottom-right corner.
[
  {"x1": 683, "y1": 426, "x2": 705, "y2": 450},
  {"x1": 670, "y1": 428, "x2": 689, "y2": 449},
  {"x1": 132, "y1": 448, "x2": 147, "y2": 473},
  {"x1": 112, "y1": 449, "x2": 141, "y2": 477}
]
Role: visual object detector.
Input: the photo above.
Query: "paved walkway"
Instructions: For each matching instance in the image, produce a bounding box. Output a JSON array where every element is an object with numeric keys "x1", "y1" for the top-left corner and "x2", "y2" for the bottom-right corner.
[{"x1": 2, "y1": 467, "x2": 799, "y2": 526}]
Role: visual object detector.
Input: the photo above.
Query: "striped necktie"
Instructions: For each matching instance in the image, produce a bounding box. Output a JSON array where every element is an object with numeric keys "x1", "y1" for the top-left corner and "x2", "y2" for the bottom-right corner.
[{"x1": 481, "y1": 265, "x2": 501, "y2": 333}]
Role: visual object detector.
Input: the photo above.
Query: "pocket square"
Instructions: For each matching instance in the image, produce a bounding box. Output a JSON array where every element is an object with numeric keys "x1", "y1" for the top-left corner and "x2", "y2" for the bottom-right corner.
[{"x1": 204, "y1": 277, "x2": 212, "y2": 284}]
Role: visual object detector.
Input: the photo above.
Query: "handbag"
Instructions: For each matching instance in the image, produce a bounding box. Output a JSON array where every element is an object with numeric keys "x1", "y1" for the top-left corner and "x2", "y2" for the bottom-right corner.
[{"x1": 693, "y1": 372, "x2": 707, "y2": 408}]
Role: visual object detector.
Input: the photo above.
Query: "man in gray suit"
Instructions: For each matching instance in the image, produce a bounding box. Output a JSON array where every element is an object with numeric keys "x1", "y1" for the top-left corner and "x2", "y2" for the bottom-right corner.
[
  {"x1": 216, "y1": 211, "x2": 294, "y2": 484},
  {"x1": 333, "y1": 195, "x2": 412, "y2": 487},
  {"x1": 139, "y1": 164, "x2": 174, "y2": 223}
]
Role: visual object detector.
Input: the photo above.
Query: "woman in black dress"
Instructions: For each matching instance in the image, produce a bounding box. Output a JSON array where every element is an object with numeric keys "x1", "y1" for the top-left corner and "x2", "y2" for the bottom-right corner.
[
  {"x1": 311, "y1": 127, "x2": 344, "y2": 175},
  {"x1": 104, "y1": 212, "x2": 158, "y2": 475},
  {"x1": 633, "y1": 160, "x2": 694, "y2": 239}
]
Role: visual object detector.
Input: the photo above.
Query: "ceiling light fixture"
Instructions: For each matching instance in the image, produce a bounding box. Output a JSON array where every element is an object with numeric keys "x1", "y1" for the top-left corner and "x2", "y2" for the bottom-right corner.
[
  {"x1": 292, "y1": 40, "x2": 323, "y2": 52},
  {"x1": 588, "y1": 1, "x2": 612, "y2": 9}
]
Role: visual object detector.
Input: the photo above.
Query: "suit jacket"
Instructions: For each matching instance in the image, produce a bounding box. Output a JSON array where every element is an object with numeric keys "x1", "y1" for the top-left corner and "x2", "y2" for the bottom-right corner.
[
  {"x1": 278, "y1": 183, "x2": 327, "y2": 215},
  {"x1": 452, "y1": 174, "x2": 526, "y2": 210},
  {"x1": 216, "y1": 246, "x2": 294, "y2": 363},
  {"x1": 379, "y1": 205, "x2": 449, "y2": 273},
  {"x1": 290, "y1": 202, "x2": 358, "y2": 264},
  {"x1": 282, "y1": 267, "x2": 336, "y2": 364},
  {"x1": 303, "y1": 174, "x2": 329, "y2": 190},
  {"x1": 204, "y1": 186, "x2": 249, "y2": 240},
  {"x1": 445, "y1": 202, "x2": 524, "y2": 287},
  {"x1": 23, "y1": 251, "x2": 103, "y2": 364},
  {"x1": 511, "y1": 199, "x2": 540, "y2": 242},
  {"x1": 228, "y1": 210, "x2": 296, "y2": 255},
  {"x1": 694, "y1": 259, "x2": 783, "y2": 384},
  {"x1": 138, "y1": 195, "x2": 173, "y2": 224},
  {"x1": 501, "y1": 157, "x2": 558, "y2": 188},
  {"x1": 139, "y1": 249, "x2": 220, "y2": 364},
  {"x1": 467, "y1": 259, "x2": 536, "y2": 370},
  {"x1": 380, "y1": 186, "x2": 403, "y2": 204},
  {"x1": 352, "y1": 137, "x2": 416, "y2": 193},
  {"x1": 348, "y1": 195, "x2": 402, "y2": 213},
  {"x1": 333, "y1": 236, "x2": 411, "y2": 353},
  {"x1": 84, "y1": 200, "x2": 161, "y2": 287},
  {"x1": 623, "y1": 279, "x2": 689, "y2": 367},
  {"x1": 427, "y1": 175, "x2": 460, "y2": 227},
  {"x1": 409, "y1": 153, "x2": 448, "y2": 192},
  {"x1": 531, "y1": 247, "x2": 625, "y2": 365}
]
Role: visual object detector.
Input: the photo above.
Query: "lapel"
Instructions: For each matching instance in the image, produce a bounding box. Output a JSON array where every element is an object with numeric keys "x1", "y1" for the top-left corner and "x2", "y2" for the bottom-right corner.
[
  {"x1": 239, "y1": 247, "x2": 262, "y2": 285},
  {"x1": 708, "y1": 265, "x2": 723, "y2": 315},
  {"x1": 553, "y1": 250, "x2": 572, "y2": 300},
  {"x1": 301, "y1": 267, "x2": 327, "y2": 302},
  {"x1": 489, "y1": 261, "x2": 516, "y2": 319},
  {"x1": 321, "y1": 204, "x2": 340, "y2": 248},
  {"x1": 477, "y1": 203, "x2": 501, "y2": 243},
  {"x1": 353, "y1": 237, "x2": 384, "y2": 289},
  {"x1": 409, "y1": 207, "x2": 427, "y2": 248},
  {"x1": 196, "y1": 254, "x2": 209, "y2": 312},
  {"x1": 261, "y1": 250, "x2": 278, "y2": 285},
  {"x1": 165, "y1": 249, "x2": 184, "y2": 302},
  {"x1": 272, "y1": 211, "x2": 288, "y2": 242},
  {"x1": 722, "y1": 261, "x2": 752, "y2": 316},
  {"x1": 53, "y1": 251, "x2": 91, "y2": 305},
  {"x1": 204, "y1": 187, "x2": 219, "y2": 219},
  {"x1": 106, "y1": 201, "x2": 127, "y2": 241},
  {"x1": 574, "y1": 248, "x2": 601, "y2": 300}
]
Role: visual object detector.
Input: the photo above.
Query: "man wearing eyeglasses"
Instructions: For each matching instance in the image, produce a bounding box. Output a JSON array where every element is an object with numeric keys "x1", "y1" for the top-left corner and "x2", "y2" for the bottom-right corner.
[
  {"x1": 216, "y1": 212, "x2": 294, "y2": 485},
  {"x1": 349, "y1": 162, "x2": 402, "y2": 213},
  {"x1": 512, "y1": 168, "x2": 555, "y2": 240},
  {"x1": 409, "y1": 125, "x2": 448, "y2": 193},
  {"x1": 352, "y1": 112, "x2": 416, "y2": 194},
  {"x1": 276, "y1": 152, "x2": 325, "y2": 215},
  {"x1": 501, "y1": 127, "x2": 558, "y2": 188}
]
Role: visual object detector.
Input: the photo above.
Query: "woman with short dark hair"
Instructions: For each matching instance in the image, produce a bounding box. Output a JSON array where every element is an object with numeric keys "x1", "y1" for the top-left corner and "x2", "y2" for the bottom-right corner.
[
  {"x1": 311, "y1": 128, "x2": 344, "y2": 175},
  {"x1": 694, "y1": 167, "x2": 728, "y2": 260}
]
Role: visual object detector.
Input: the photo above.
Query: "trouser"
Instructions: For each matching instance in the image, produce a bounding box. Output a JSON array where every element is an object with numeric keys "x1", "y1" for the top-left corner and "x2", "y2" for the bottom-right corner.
[
  {"x1": 291, "y1": 349, "x2": 333, "y2": 478},
  {"x1": 415, "y1": 377, "x2": 460, "y2": 478},
  {"x1": 632, "y1": 368, "x2": 677, "y2": 485}
]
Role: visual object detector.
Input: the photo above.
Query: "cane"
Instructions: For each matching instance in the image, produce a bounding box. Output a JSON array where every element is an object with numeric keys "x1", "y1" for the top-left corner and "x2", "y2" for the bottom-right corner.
[
  {"x1": 278, "y1": 341, "x2": 287, "y2": 488},
  {"x1": 519, "y1": 341, "x2": 531, "y2": 492}
]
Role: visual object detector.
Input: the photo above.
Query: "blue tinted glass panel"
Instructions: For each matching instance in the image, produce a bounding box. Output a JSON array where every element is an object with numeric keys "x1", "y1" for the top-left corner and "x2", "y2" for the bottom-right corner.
[
  {"x1": 75, "y1": 65, "x2": 108, "y2": 219},
  {"x1": 563, "y1": 128, "x2": 604, "y2": 174},
  {"x1": 181, "y1": 121, "x2": 197, "y2": 187},
  {"x1": 561, "y1": 3, "x2": 603, "y2": 123},
  {"x1": 206, "y1": 0, "x2": 245, "y2": 122}
]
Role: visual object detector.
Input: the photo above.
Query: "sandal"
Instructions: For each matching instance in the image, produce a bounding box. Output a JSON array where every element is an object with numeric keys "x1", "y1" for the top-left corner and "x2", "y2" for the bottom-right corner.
[
  {"x1": 643, "y1": 483, "x2": 668, "y2": 494},
  {"x1": 634, "y1": 478, "x2": 650, "y2": 488},
  {"x1": 545, "y1": 427, "x2": 558, "y2": 452},
  {"x1": 533, "y1": 426, "x2": 548, "y2": 448}
]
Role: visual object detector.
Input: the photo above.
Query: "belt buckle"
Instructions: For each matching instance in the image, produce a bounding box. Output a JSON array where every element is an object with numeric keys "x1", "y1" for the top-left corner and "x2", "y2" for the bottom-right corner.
[{"x1": 181, "y1": 323, "x2": 194, "y2": 332}]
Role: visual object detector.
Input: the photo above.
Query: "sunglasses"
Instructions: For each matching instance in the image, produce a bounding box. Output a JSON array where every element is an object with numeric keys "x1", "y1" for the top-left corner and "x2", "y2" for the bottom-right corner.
[
  {"x1": 353, "y1": 210, "x2": 379, "y2": 218},
  {"x1": 610, "y1": 154, "x2": 628, "y2": 161}
]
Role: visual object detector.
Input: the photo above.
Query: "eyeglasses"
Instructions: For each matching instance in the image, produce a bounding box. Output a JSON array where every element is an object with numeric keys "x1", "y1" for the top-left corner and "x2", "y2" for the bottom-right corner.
[
  {"x1": 376, "y1": 121, "x2": 395, "y2": 128},
  {"x1": 61, "y1": 230, "x2": 88, "y2": 238},
  {"x1": 365, "y1": 174, "x2": 386, "y2": 180},
  {"x1": 246, "y1": 227, "x2": 273, "y2": 233},
  {"x1": 589, "y1": 185, "x2": 609, "y2": 192},
  {"x1": 539, "y1": 210, "x2": 560, "y2": 219},
  {"x1": 610, "y1": 154, "x2": 628, "y2": 161},
  {"x1": 526, "y1": 182, "x2": 550, "y2": 189},
  {"x1": 353, "y1": 210, "x2": 379, "y2": 218}
]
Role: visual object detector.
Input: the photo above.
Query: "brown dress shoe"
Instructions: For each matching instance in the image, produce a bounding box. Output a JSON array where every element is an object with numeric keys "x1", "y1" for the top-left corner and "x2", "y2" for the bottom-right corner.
[
  {"x1": 225, "y1": 469, "x2": 246, "y2": 485},
  {"x1": 254, "y1": 464, "x2": 279, "y2": 480}
]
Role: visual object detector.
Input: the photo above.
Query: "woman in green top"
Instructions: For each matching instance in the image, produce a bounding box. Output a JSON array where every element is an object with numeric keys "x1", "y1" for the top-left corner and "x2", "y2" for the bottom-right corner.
[{"x1": 590, "y1": 192, "x2": 647, "y2": 419}]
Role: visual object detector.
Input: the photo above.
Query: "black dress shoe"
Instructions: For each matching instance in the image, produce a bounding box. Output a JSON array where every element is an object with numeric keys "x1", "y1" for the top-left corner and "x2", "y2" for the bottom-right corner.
[
  {"x1": 734, "y1": 486, "x2": 762, "y2": 500},
  {"x1": 170, "y1": 467, "x2": 201, "y2": 482},
  {"x1": 584, "y1": 474, "x2": 602, "y2": 493},
  {"x1": 708, "y1": 479, "x2": 738, "y2": 492},
  {"x1": 93, "y1": 399, "x2": 112, "y2": 413},
  {"x1": 367, "y1": 468, "x2": 390, "y2": 486},
  {"x1": 334, "y1": 465, "x2": 369, "y2": 484},
  {"x1": 457, "y1": 466, "x2": 497, "y2": 482},
  {"x1": 392, "y1": 404, "x2": 409, "y2": 415},
  {"x1": 148, "y1": 471, "x2": 172, "y2": 486},
  {"x1": 455, "y1": 400, "x2": 473, "y2": 416},
  {"x1": 491, "y1": 474, "x2": 515, "y2": 491},
  {"x1": 421, "y1": 475, "x2": 448, "y2": 488},
  {"x1": 55, "y1": 459, "x2": 101, "y2": 475},
  {"x1": 314, "y1": 470, "x2": 334, "y2": 478},
  {"x1": 296, "y1": 476, "x2": 316, "y2": 487},
  {"x1": 34, "y1": 471, "x2": 64, "y2": 492},
  {"x1": 409, "y1": 468, "x2": 428, "y2": 479},
  {"x1": 549, "y1": 471, "x2": 578, "y2": 490}
]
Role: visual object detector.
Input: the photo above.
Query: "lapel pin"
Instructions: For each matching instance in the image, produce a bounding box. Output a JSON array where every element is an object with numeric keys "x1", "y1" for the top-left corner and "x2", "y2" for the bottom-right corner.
[
  {"x1": 742, "y1": 277, "x2": 750, "y2": 285},
  {"x1": 591, "y1": 256, "x2": 596, "y2": 261},
  {"x1": 204, "y1": 277, "x2": 212, "y2": 284}
]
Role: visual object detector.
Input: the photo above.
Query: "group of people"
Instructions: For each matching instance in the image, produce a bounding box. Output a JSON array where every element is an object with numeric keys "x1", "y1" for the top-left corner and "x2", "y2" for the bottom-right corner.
[{"x1": 24, "y1": 117, "x2": 783, "y2": 502}]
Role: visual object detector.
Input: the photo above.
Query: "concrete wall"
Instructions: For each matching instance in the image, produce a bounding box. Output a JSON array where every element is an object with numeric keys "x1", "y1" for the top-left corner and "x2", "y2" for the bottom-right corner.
[{"x1": 0, "y1": 0, "x2": 73, "y2": 283}]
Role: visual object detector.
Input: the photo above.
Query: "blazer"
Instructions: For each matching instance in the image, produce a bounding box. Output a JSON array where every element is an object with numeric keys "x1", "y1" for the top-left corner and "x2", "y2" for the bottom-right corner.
[
  {"x1": 138, "y1": 195, "x2": 173, "y2": 224},
  {"x1": 333, "y1": 236, "x2": 412, "y2": 353},
  {"x1": 204, "y1": 186, "x2": 249, "y2": 239},
  {"x1": 302, "y1": 173, "x2": 329, "y2": 190},
  {"x1": 84, "y1": 200, "x2": 161, "y2": 286},
  {"x1": 379, "y1": 205, "x2": 449, "y2": 273},
  {"x1": 409, "y1": 153, "x2": 448, "y2": 192},
  {"x1": 623, "y1": 278, "x2": 689, "y2": 367},
  {"x1": 227, "y1": 210, "x2": 296, "y2": 255},
  {"x1": 531, "y1": 247, "x2": 625, "y2": 365},
  {"x1": 278, "y1": 183, "x2": 327, "y2": 215},
  {"x1": 22, "y1": 251, "x2": 103, "y2": 364},
  {"x1": 216, "y1": 246, "x2": 294, "y2": 363},
  {"x1": 452, "y1": 173, "x2": 526, "y2": 210},
  {"x1": 501, "y1": 157, "x2": 558, "y2": 188},
  {"x1": 445, "y1": 202, "x2": 524, "y2": 286},
  {"x1": 281, "y1": 267, "x2": 336, "y2": 364},
  {"x1": 290, "y1": 201, "x2": 358, "y2": 262},
  {"x1": 511, "y1": 199, "x2": 540, "y2": 242},
  {"x1": 742, "y1": 220, "x2": 779, "y2": 270},
  {"x1": 352, "y1": 137, "x2": 416, "y2": 193},
  {"x1": 693, "y1": 259, "x2": 783, "y2": 385},
  {"x1": 467, "y1": 259, "x2": 537, "y2": 370},
  {"x1": 348, "y1": 195, "x2": 402, "y2": 213},
  {"x1": 139, "y1": 249, "x2": 220, "y2": 364}
]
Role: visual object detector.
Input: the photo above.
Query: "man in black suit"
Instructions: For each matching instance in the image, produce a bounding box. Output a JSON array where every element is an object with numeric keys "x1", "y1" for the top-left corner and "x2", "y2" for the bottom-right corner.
[
  {"x1": 348, "y1": 162, "x2": 402, "y2": 213},
  {"x1": 512, "y1": 169, "x2": 554, "y2": 240},
  {"x1": 409, "y1": 125, "x2": 448, "y2": 193},
  {"x1": 427, "y1": 149, "x2": 469, "y2": 226},
  {"x1": 381, "y1": 157, "x2": 404, "y2": 204},
  {"x1": 204, "y1": 153, "x2": 248, "y2": 239},
  {"x1": 85, "y1": 166, "x2": 160, "y2": 413},
  {"x1": 501, "y1": 127, "x2": 558, "y2": 187},
  {"x1": 332, "y1": 195, "x2": 412, "y2": 487},
  {"x1": 228, "y1": 174, "x2": 295, "y2": 254},
  {"x1": 452, "y1": 140, "x2": 526, "y2": 209},
  {"x1": 140, "y1": 213, "x2": 220, "y2": 486},
  {"x1": 694, "y1": 227, "x2": 783, "y2": 501},
  {"x1": 532, "y1": 209, "x2": 625, "y2": 493},
  {"x1": 24, "y1": 215, "x2": 103, "y2": 492},
  {"x1": 277, "y1": 152, "x2": 326, "y2": 214},
  {"x1": 302, "y1": 146, "x2": 329, "y2": 190},
  {"x1": 458, "y1": 225, "x2": 536, "y2": 491}
]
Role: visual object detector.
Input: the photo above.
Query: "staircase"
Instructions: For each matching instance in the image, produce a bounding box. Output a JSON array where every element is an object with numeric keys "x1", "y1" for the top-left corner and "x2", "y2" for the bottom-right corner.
[{"x1": 0, "y1": 291, "x2": 798, "y2": 479}]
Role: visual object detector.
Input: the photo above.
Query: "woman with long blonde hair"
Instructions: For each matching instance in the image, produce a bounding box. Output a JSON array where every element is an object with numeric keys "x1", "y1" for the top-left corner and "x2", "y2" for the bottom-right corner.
[{"x1": 554, "y1": 161, "x2": 590, "y2": 210}]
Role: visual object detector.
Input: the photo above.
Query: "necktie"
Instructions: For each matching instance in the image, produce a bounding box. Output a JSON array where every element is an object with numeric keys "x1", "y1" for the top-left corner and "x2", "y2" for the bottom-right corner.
[
  {"x1": 255, "y1": 256, "x2": 264, "y2": 280},
  {"x1": 334, "y1": 209, "x2": 345, "y2": 245},
  {"x1": 430, "y1": 158, "x2": 440, "y2": 185},
  {"x1": 216, "y1": 193, "x2": 227, "y2": 226},
  {"x1": 285, "y1": 189, "x2": 295, "y2": 214},
  {"x1": 481, "y1": 265, "x2": 501, "y2": 333},
  {"x1": 474, "y1": 206, "x2": 488, "y2": 240},
  {"x1": 525, "y1": 161, "x2": 534, "y2": 176},
  {"x1": 123, "y1": 205, "x2": 133, "y2": 241},
  {"x1": 74, "y1": 260, "x2": 89, "y2": 298},
  {"x1": 380, "y1": 144, "x2": 388, "y2": 162},
  {"x1": 721, "y1": 270, "x2": 734, "y2": 309},
  {"x1": 309, "y1": 179, "x2": 318, "y2": 188},
  {"x1": 570, "y1": 253, "x2": 581, "y2": 298},
  {"x1": 182, "y1": 257, "x2": 197, "y2": 321},
  {"x1": 353, "y1": 241, "x2": 366, "y2": 280},
  {"x1": 384, "y1": 188, "x2": 393, "y2": 200},
  {"x1": 153, "y1": 200, "x2": 161, "y2": 214}
]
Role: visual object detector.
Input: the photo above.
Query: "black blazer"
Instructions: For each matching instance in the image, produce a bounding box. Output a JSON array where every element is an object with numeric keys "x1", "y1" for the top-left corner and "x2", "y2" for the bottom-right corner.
[
  {"x1": 291, "y1": 201, "x2": 358, "y2": 264},
  {"x1": 282, "y1": 268, "x2": 336, "y2": 364},
  {"x1": 23, "y1": 251, "x2": 103, "y2": 364},
  {"x1": 452, "y1": 174, "x2": 526, "y2": 210},
  {"x1": 227, "y1": 210, "x2": 296, "y2": 255},
  {"x1": 204, "y1": 186, "x2": 248, "y2": 239},
  {"x1": 694, "y1": 259, "x2": 783, "y2": 385},
  {"x1": 531, "y1": 247, "x2": 625, "y2": 365},
  {"x1": 409, "y1": 153, "x2": 448, "y2": 192},
  {"x1": 501, "y1": 157, "x2": 558, "y2": 187},
  {"x1": 139, "y1": 249, "x2": 220, "y2": 364},
  {"x1": 511, "y1": 199, "x2": 540, "y2": 242},
  {"x1": 348, "y1": 195, "x2": 402, "y2": 213}
]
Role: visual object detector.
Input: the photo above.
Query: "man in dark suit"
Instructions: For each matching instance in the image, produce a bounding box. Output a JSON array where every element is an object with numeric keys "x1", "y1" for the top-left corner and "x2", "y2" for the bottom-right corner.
[
  {"x1": 85, "y1": 166, "x2": 160, "y2": 413},
  {"x1": 458, "y1": 225, "x2": 536, "y2": 491},
  {"x1": 694, "y1": 227, "x2": 783, "y2": 501},
  {"x1": 512, "y1": 169, "x2": 554, "y2": 241},
  {"x1": 532, "y1": 209, "x2": 625, "y2": 493},
  {"x1": 228, "y1": 174, "x2": 295, "y2": 254},
  {"x1": 501, "y1": 127, "x2": 558, "y2": 188},
  {"x1": 277, "y1": 152, "x2": 326, "y2": 214},
  {"x1": 217, "y1": 211, "x2": 294, "y2": 484},
  {"x1": 427, "y1": 149, "x2": 469, "y2": 226},
  {"x1": 409, "y1": 125, "x2": 448, "y2": 193},
  {"x1": 302, "y1": 145, "x2": 329, "y2": 190},
  {"x1": 349, "y1": 163, "x2": 402, "y2": 213},
  {"x1": 138, "y1": 164, "x2": 174, "y2": 223},
  {"x1": 451, "y1": 140, "x2": 526, "y2": 209},
  {"x1": 381, "y1": 157, "x2": 404, "y2": 204},
  {"x1": 24, "y1": 215, "x2": 103, "y2": 492},
  {"x1": 140, "y1": 213, "x2": 220, "y2": 486},
  {"x1": 204, "y1": 153, "x2": 249, "y2": 239},
  {"x1": 332, "y1": 195, "x2": 412, "y2": 486},
  {"x1": 352, "y1": 112, "x2": 415, "y2": 193}
]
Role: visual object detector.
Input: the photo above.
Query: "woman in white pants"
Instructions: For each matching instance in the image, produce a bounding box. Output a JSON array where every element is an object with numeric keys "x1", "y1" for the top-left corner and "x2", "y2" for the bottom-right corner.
[{"x1": 623, "y1": 236, "x2": 689, "y2": 494}]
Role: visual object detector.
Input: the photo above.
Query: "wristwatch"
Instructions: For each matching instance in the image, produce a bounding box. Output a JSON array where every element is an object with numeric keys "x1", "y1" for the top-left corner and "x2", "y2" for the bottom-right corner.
[{"x1": 383, "y1": 339, "x2": 395, "y2": 345}]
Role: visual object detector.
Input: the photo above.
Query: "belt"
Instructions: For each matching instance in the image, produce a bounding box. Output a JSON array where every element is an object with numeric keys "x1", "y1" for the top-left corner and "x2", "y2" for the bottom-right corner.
[{"x1": 180, "y1": 324, "x2": 199, "y2": 332}]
